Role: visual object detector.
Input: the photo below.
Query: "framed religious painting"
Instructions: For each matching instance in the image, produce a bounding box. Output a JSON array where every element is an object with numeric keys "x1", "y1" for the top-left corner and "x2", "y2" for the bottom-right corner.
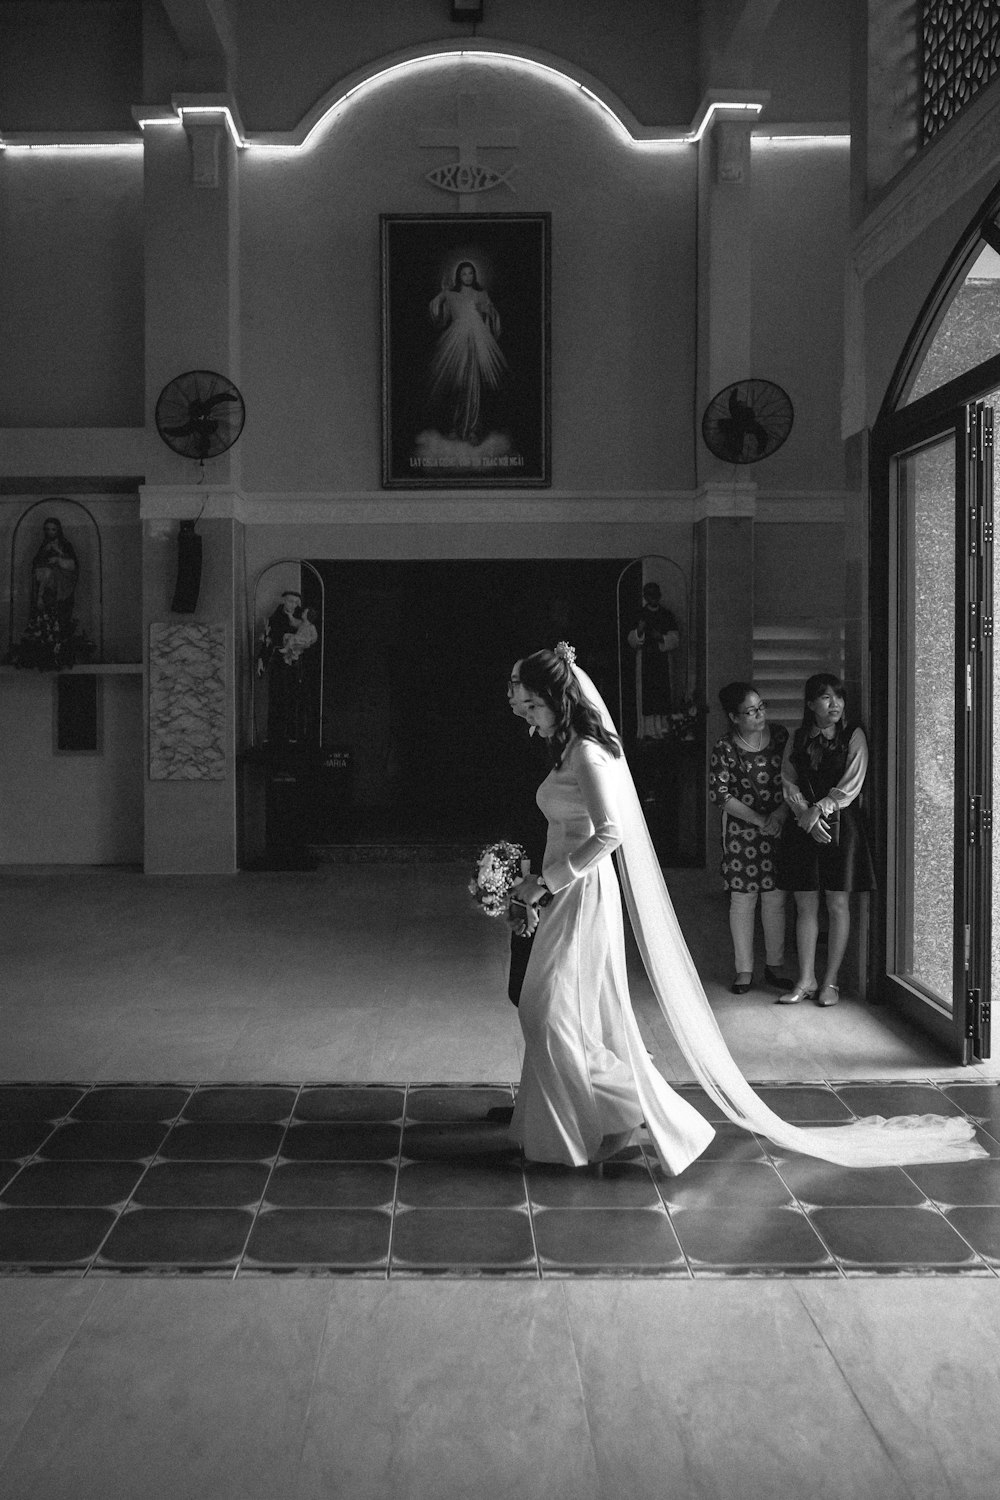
[{"x1": 381, "y1": 212, "x2": 551, "y2": 488}]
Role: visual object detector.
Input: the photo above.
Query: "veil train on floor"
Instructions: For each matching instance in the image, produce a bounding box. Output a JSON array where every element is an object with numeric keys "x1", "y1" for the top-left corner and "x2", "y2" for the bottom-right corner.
[{"x1": 573, "y1": 661, "x2": 986, "y2": 1168}]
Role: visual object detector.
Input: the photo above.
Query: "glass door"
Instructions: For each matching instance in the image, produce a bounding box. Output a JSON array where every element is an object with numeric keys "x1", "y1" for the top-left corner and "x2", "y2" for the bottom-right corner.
[{"x1": 881, "y1": 406, "x2": 993, "y2": 1060}]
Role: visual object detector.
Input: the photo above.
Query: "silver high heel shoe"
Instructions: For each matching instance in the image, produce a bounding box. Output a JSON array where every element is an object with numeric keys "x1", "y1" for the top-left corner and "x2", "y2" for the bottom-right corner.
[{"x1": 776, "y1": 983, "x2": 817, "y2": 1005}]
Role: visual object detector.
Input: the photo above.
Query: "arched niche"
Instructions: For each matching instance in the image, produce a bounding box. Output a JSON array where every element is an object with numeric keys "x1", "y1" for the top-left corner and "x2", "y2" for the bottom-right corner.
[
  {"x1": 6, "y1": 497, "x2": 104, "y2": 668},
  {"x1": 615, "y1": 553, "x2": 700, "y2": 867},
  {"x1": 249, "y1": 559, "x2": 326, "y2": 752},
  {"x1": 615, "y1": 554, "x2": 692, "y2": 741}
]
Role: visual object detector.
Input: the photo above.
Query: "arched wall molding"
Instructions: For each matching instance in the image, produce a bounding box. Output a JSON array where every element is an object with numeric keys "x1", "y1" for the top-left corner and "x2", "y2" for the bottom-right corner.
[
  {"x1": 843, "y1": 82, "x2": 1000, "y2": 435},
  {"x1": 874, "y1": 176, "x2": 1000, "y2": 429},
  {"x1": 126, "y1": 44, "x2": 767, "y2": 155}
]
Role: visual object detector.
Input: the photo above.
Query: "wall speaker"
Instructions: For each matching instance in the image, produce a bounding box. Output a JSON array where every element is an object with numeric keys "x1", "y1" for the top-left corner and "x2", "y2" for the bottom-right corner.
[{"x1": 171, "y1": 519, "x2": 203, "y2": 613}]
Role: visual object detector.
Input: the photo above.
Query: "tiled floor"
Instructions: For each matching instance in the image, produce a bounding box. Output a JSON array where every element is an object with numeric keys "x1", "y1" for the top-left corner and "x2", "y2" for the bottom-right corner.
[
  {"x1": 2, "y1": 867, "x2": 1000, "y2": 1498},
  {"x1": 2, "y1": 1079, "x2": 999, "y2": 1278}
]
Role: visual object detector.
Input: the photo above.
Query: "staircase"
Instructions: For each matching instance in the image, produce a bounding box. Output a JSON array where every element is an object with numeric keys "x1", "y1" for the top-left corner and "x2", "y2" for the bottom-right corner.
[{"x1": 753, "y1": 623, "x2": 846, "y2": 728}]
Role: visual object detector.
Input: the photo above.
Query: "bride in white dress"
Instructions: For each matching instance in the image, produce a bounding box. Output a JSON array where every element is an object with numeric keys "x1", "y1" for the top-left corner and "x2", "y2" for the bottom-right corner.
[
  {"x1": 506, "y1": 645, "x2": 985, "y2": 1175},
  {"x1": 509, "y1": 648, "x2": 713, "y2": 1171}
]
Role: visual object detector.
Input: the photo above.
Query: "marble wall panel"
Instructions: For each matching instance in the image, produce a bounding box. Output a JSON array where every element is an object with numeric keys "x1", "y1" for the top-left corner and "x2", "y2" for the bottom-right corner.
[{"x1": 148, "y1": 622, "x2": 227, "y2": 780}]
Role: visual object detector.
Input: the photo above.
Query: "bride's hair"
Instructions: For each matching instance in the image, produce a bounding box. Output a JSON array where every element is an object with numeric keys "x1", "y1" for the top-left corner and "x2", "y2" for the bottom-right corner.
[{"x1": 518, "y1": 649, "x2": 622, "y2": 767}]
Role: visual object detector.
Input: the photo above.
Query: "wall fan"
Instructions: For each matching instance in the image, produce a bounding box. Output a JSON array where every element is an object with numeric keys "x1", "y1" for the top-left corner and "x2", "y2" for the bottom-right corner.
[
  {"x1": 701, "y1": 379, "x2": 793, "y2": 465},
  {"x1": 154, "y1": 371, "x2": 246, "y2": 615},
  {"x1": 154, "y1": 369, "x2": 246, "y2": 464}
]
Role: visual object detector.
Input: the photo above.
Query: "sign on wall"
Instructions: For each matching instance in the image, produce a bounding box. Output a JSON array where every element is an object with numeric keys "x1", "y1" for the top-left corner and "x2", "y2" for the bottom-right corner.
[{"x1": 381, "y1": 213, "x2": 551, "y2": 488}]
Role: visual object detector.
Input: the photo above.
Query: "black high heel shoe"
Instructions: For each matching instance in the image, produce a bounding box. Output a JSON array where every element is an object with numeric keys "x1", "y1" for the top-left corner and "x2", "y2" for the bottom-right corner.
[
  {"x1": 764, "y1": 965, "x2": 787, "y2": 988},
  {"x1": 730, "y1": 973, "x2": 753, "y2": 994}
]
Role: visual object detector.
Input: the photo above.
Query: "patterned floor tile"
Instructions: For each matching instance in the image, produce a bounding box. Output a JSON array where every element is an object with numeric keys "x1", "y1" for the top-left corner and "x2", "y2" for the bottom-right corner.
[
  {"x1": 810, "y1": 1205, "x2": 984, "y2": 1269},
  {"x1": 526, "y1": 1161, "x2": 660, "y2": 1209},
  {"x1": 279, "y1": 1122, "x2": 401, "y2": 1160},
  {"x1": 752, "y1": 1087, "x2": 854, "y2": 1122},
  {"x1": 904, "y1": 1159, "x2": 1000, "y2": 1206},
  {"x1": 1, "y1": 1160, "x2": 146, "y2": 1207},
  {"x1": 669, "y1": 1204, "x2": 835, "y2": 1271},
  {"x1": 244, "y1": 1207, "x2": 391, "y2": 1268},
  {"x1": 156, "y1": 1122, "x2": 285, "y2": 1161},
  {"x1": 293, "y1": 1086, "x2": 405, "y2": 1122},
  {"x1": 0, "y1": 1206, "x2": 116, "y2": 1266},
  {"x1": 39, "y1": 1122, "x2": 169, "y2": 1160},
  {"x1": 401, "y1": 1122, "x2": 520, "y2": 1161},
  {"x1": 263, "y1": 1161, "x2": 397, "y2": 1208},
  {"x1": 390, "y1": 1207, "x2": 535, "y2": 1271},
  {"x1": 945, "y1": 1207, "x2": 1000, "y2": 1264},
  {"x1": 97, "y1": 1207, "x2": 253, "y2": 1267},
  {"x1": 182, "y1": 1086, "x2": 298, "y2": 1122},
  {"x1": 774, "y1": 1160, "x2": 928, "y2": 1207},
  {"x1": 0, "y1": 1086, "x2": 85, "y2": 1120},
  {"x1": 397, "y1": 1159, "x2": 526, "y2": 1208},
  {"x1": 132, "y1": 1161, "x2": 271, "y2": 1207},
  {"x1": 533, "y1": 1206, "x2": 686, "y2": 1272},
  {"x1": 404, "y1": 1086, "x2": 515, "y2": 1122},
  {"x1": 656, "y1": 1161, "x2": 795, "y2": 1210},
  {"x1": 697, "y1": 1123, "x2": 770, "y2": 1162},
  {"x1": 71, "y1": 1086, "x2": 191, "y2": 1121},
  {"x1": 940, "y1": 1083, "x2": 1000, "y2": 1133},
  {"x1": 0, "y1": 1121, "x2": 60, "y2": 1158},
  {"x1": 834, "y1": 1084, "x2": 965, "y2": 1118}
]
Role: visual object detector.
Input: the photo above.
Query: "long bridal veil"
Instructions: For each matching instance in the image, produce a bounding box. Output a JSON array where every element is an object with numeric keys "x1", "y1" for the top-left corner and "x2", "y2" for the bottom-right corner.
[{"x1": 574, "y1": 662, "x2": 985, "y2": 1167}]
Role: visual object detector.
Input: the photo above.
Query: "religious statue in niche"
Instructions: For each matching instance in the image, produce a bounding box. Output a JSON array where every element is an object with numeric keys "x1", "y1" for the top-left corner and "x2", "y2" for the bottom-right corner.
[
  {"x1": 256, "y1": 590, "x2": 320, "y2": 749},
  {"x1": 7, "y1": 517, "x2": 94, "y2": 671},
  {"x1": 626, "y1": 581, "x2": 680, "y2": 738}
]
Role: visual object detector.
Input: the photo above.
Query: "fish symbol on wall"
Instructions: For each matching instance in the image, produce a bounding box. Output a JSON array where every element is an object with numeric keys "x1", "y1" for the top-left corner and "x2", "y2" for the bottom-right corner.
[{"x1": 425, "y1": 161, "x2": 517, "y2": 195}]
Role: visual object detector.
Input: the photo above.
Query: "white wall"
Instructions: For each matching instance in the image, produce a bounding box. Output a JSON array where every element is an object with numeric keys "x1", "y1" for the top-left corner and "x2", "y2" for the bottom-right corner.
[{"x1": 0, "y1": 671, "x2": 143, "y2": 864}]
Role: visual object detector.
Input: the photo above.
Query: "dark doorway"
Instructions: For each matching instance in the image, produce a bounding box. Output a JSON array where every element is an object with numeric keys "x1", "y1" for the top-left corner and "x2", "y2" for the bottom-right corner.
[{"x1": 308, "y1": 557, "x2": 625, "y2": 844}]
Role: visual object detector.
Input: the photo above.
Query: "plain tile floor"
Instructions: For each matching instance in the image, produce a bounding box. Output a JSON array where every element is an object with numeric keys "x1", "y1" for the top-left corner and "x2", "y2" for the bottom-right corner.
[{"x1": 1, "y1": 862, "x2": 998, "y2": 1498}]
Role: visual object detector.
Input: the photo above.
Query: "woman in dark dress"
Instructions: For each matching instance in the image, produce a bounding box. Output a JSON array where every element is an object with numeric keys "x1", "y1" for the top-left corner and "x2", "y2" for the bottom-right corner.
[{"x1": 778, "y1": 673, "x2": 876, "y2": 1007}]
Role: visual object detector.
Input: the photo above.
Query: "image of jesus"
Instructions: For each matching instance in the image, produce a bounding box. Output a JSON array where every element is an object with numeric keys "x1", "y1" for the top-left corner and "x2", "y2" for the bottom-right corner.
[{"x1": 427, "y1": 260, "x2": 508, "y2": 446}]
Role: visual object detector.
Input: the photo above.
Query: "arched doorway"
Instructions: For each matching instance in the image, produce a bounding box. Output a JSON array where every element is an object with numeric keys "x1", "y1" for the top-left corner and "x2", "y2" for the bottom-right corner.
[{"x1": 871, "y1": 189, "x2": 999, "y2": 1061}]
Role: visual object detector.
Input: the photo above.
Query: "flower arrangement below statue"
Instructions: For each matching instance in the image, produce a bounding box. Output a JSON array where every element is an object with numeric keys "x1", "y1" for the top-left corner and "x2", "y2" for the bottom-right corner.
[
  {"x1": 7, "y1": 614, "x2": 96, "y2": 672},
  {"x1": 637, "y1": 699, "x2": 700, "y2": 745},
  {"x1": 667, "y1": 699, "x2": 700, "y2": 743}
]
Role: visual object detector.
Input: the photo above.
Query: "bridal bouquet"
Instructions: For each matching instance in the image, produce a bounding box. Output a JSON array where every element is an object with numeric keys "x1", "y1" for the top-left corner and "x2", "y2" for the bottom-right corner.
[{"x1": 468, "y1": 841, "x2": 529, "y2": 918}]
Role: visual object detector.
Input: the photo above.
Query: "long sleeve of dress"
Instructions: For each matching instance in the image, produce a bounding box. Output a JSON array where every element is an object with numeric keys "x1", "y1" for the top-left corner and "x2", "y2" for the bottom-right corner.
[
  {"x1": 783, "y1": 728, "x2": 870, "y2": 827},
  {"x1": 782, "y1": 736, "x2": 817, "y2": 829},
  {"x1": 817, "y1": 728, "x2": 869, "y2": 813},
  {"x1": 542, "y1": 741, "x2": 624, "y2": 892}
]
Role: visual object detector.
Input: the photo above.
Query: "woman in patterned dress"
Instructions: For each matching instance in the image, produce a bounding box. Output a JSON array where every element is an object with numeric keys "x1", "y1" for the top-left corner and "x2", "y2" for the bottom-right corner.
[{"x1": 708, "y1": 683, "x2": 789, "y2": 993}]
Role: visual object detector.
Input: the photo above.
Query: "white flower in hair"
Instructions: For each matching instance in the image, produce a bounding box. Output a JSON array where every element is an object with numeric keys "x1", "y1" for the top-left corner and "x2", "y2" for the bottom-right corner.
[{"x1": 554, "y1": 640, "x2": 576, "y2": 666}]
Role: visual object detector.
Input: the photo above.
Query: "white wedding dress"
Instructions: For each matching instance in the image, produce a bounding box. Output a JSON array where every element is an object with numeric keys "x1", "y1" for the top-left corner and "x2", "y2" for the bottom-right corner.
[
  {"x1": 510, "y1": 668, "x2": 987, "y2": 1173},
  {"x1": 510, "y1": 738, "x2": 715, "y2": 1171}
]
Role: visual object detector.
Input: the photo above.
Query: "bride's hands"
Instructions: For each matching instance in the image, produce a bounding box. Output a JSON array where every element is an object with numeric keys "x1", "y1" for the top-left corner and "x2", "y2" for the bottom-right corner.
[
  {"x1": 510, "y1": 875, "x2": 547, "y2": 907},
  {"x1": 507, "y1": 900, "x2": 540, "y2": 938}
]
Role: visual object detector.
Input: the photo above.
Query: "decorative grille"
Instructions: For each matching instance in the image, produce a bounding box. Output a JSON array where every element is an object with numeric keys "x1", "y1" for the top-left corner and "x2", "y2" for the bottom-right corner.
[{"x1": 921, "y1": 1, "x2": 1000, "y2": 144}]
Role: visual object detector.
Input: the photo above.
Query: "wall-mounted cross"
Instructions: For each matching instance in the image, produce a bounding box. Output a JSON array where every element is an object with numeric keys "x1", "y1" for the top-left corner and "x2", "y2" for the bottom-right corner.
[{"x1": 419, "y1": 92, "x2": 519, "y2": 209}]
